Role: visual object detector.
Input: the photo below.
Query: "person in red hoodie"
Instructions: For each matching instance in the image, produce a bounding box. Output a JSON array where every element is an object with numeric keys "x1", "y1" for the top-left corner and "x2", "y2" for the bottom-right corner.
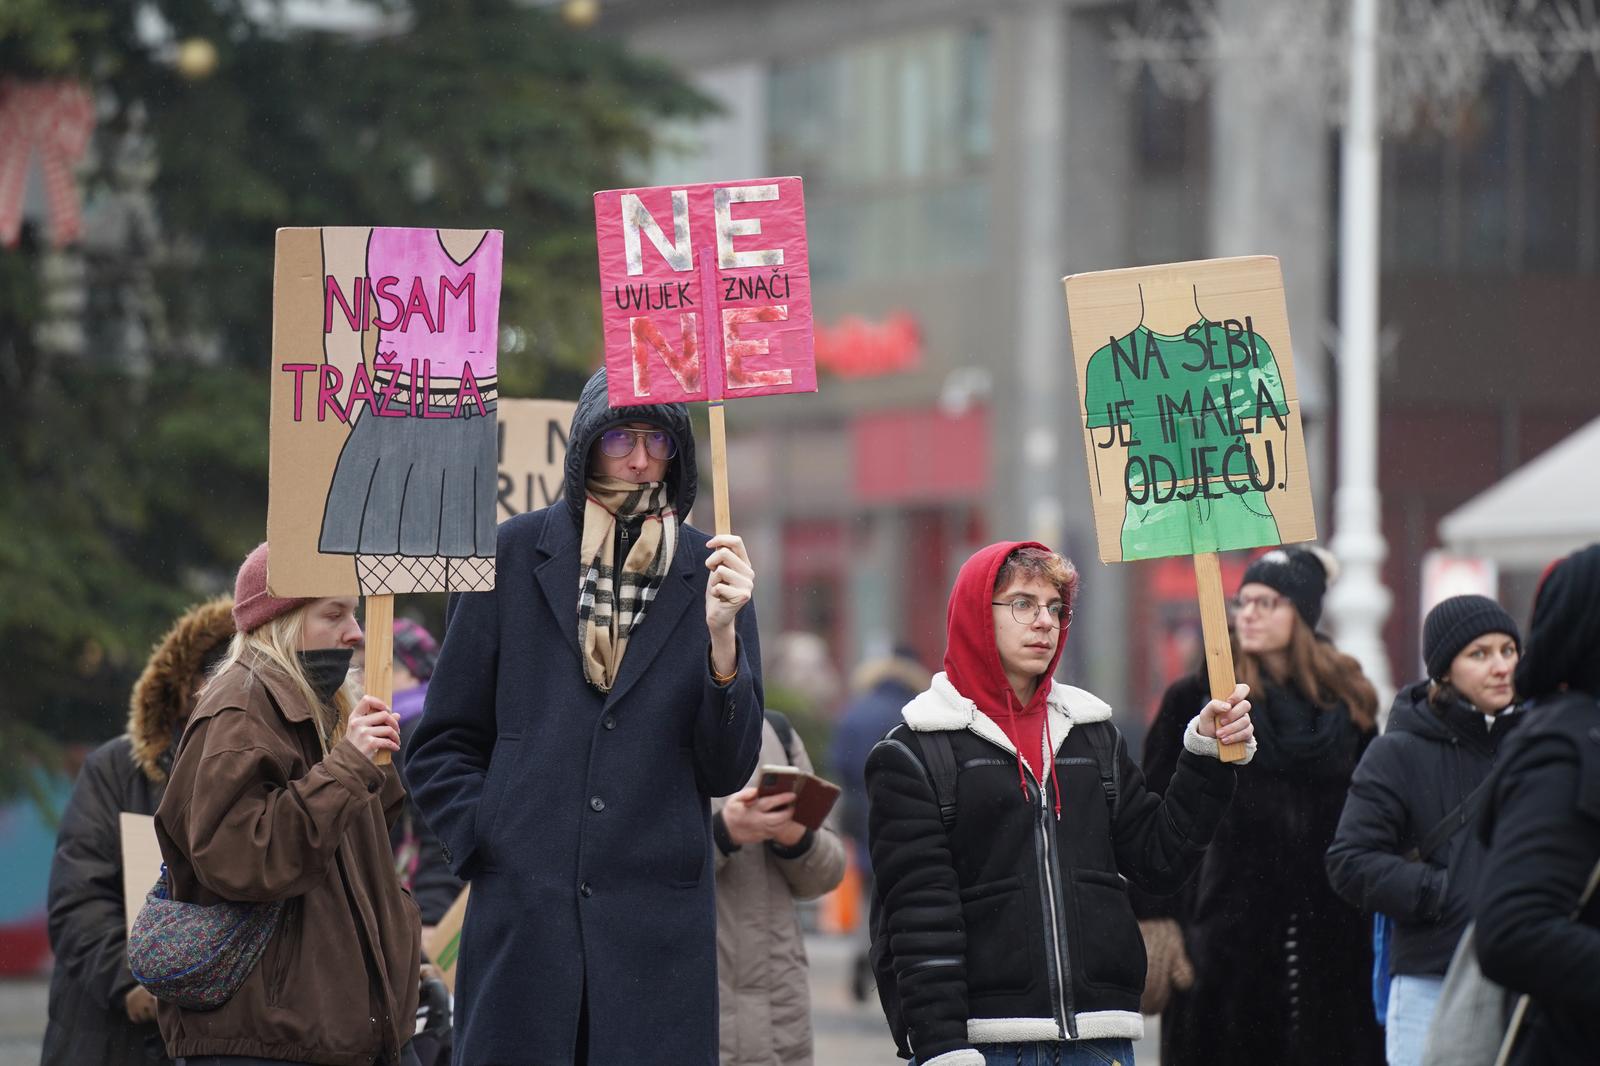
[{"x1": 865, "y1": 542, "x2": 1254, "y2": 1066}]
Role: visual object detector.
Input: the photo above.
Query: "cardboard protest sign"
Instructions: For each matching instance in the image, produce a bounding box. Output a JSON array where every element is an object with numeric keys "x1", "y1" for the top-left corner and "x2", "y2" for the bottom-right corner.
[
  {"x1": 496, "y1": 399, "x2": 577, "y2": 520},
  {"x1": 120, "y1": 813, "x2": 162, "y2": 938},
  {"x1": 424, "y1": 886, "x2": 470, "y2": 995},
  {"x1": 592, "y1": 177, "x2": 816, "y2": 408},
  {"x1": 593, "y1": 177, "x2": 817, "y2": 533},
  {"x1": 1063, "y1": 256, "x2": 1315, "y2": 565},
  {"x1": 1063, "y1": 256, "x2": 1317, "y2": 762},
  {"x1": 267, "y1": 227, "x2": 504, "y2": 597}
]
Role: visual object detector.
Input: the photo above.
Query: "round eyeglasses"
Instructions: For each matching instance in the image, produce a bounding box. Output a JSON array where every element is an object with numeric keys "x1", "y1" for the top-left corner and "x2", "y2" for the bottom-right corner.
[
  {"x1": 991, "y1": 598, "x2": 1068, "y2": 627},
  {"x1": 1230, "y1": 593, "x2": 1288, "y2": 614},
  {"x1": 598, "y1": 428, "x2": 677, "y2": 461}
]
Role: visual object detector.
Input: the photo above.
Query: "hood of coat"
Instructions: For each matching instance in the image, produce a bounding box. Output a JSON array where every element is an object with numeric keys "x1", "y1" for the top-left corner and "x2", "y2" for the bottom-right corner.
[
  {"x1": 848, "y1": 653, "x2": 932, "y2": 698},
  {"x1": 129, "y1": 596, "x2": 236, "y2": 783},
  {"x1": 1389, "y1": 678, "x2": 1515, "y2": 757},
  {"x1": 901, "y1": 671, "x2": 1111, "y2": 759},
  {"x1": 1386, "y1": 680, "x2": 1455, "y2": 741},
  {"x1": 563, "y1": 367, "x2": 698, "y2": 527},
  {"x1": 1516, "y1": 543, "x2": 1600, "y2": 701},
  {"x1": 943, "y1": 541, "x2": 1069, "y2": 724}
]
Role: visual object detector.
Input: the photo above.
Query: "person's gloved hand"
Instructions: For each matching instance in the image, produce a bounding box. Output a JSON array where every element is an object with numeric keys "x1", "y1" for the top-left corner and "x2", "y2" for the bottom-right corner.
[
  {"x1": 417, "y1": 970, "x2": 451, "y2": 1038},
  {"x1": 1139, "y1": 918, "x2": 1195, "y2": 1015}
]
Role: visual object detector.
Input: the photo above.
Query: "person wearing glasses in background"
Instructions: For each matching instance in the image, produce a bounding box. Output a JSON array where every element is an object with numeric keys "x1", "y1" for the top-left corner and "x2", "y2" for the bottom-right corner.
[
  {"x1": 1132, "y1": 546, "x2": 1385, "y2": 1066},
  {"x1": 405, "y1": 368, "x2": 764, "y2": 1066}
]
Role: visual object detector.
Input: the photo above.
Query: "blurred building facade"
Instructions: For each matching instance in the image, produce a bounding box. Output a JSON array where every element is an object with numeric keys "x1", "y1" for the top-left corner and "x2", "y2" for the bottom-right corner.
[{"x1": 602, "y1": 0, "x2": 1598, "y2": 726}]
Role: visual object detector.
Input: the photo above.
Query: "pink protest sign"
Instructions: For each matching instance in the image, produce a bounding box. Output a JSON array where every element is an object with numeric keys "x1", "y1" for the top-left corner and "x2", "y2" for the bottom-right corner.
[{"x1": 593, "y1": 177, "x2": 816, "y2": 407}]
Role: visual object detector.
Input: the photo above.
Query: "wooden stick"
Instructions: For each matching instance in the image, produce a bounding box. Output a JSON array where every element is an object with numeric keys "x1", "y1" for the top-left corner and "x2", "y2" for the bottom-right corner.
[
  {"x1": 1192, "y1": 552, "x2": 1248, "y2": 763},
  {"x1": 363, "y1": 593, "x2": 394, "y2": 766},
  {"x1": 708, "y1": 400, "x2": 732, "y2": 536}
]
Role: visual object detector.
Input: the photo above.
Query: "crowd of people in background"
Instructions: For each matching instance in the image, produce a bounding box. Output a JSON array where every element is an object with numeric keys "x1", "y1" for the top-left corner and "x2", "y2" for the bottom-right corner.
[{"x1": 34, "y1": 374, "x2": 1600, "y2": 1066}]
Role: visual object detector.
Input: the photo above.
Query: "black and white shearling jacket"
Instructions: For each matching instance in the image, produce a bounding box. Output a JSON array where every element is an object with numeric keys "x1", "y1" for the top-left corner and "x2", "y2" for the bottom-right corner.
[{"x1": 865, "y1": 673, "x2": 1249, "y2": 1066}]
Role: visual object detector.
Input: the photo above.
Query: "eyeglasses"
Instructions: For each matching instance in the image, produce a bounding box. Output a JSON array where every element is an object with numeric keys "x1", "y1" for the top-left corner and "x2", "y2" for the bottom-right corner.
[
  {"x1": 598, "y1": 428, "x2": 677, "y2": 461},
  {"x1": 1231, "y1": 593, "x2": 1288, "y2": 613},
  {"x1": 991, "y1": 598, "x2": 1068, "y2": 628}
]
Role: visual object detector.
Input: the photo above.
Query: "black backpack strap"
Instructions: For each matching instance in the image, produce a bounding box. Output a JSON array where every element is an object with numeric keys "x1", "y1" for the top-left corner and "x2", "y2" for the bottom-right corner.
[
  {"x1": 1408, "y1": 770, "x2": 1497, "y2": 863},
  {"x1": 763, "y1": 709, "x2": 798, "y2": 765},
  {"x1": 1082, "y1": 720, "x2": 1121, "y2": 820},
  {"x1": 910, "y1": 730, "x2": 960, "y2": 833}
]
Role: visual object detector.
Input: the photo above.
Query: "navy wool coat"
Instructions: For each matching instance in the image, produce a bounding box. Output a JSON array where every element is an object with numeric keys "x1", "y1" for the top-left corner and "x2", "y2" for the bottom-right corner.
[{"x1": 404, "y1": 372, "x2": 765, "y2": 1066}]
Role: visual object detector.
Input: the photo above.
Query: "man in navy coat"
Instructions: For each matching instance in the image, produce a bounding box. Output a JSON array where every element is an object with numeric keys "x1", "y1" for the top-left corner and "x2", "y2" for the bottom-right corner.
[{"x1": 405, "y1": 368, "x2": 764, "y2": 1065}]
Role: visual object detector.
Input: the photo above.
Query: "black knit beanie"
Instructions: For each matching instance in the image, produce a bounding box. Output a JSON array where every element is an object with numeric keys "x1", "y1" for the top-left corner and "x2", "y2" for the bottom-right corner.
[
  {"x1": 1422, "y1": 595, "x2": 1521, "y2": 682},
  {"x1": 1240, "y1": 547, "x2": 1332, "y2": 628}
]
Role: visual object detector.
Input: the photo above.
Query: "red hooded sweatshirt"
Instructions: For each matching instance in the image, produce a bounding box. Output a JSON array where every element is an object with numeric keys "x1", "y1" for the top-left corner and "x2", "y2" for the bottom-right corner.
[{"x1": 944, "y1": 541, "x2": 1071, "y2": 808}]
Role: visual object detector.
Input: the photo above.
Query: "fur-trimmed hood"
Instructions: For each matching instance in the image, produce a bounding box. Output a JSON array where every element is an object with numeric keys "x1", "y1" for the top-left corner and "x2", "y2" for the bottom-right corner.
[
  {"x1": 128, "y1": 596, "x2": 235, "y2": 783},
  {"x1": 848, "y1": 654, "x2": 931, "y2": 697},
  {"x1": 901, "y1": 671, "x2": 1112, "y2": 769}
]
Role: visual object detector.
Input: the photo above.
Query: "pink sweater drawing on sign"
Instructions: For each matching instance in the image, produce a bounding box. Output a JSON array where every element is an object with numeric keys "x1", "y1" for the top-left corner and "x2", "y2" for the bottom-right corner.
[{"x1": 364, "y1": 227, "x2": 502, "y2": 381}]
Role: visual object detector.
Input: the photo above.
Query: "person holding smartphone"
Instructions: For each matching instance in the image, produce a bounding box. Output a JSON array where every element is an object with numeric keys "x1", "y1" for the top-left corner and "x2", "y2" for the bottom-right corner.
[{"x1": 713, "y1": 711, "x2": 846, "y2": 1066}]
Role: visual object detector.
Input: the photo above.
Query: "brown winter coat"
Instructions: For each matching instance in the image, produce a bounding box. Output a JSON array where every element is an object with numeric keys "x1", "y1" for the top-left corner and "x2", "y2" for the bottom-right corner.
[
  {"x1": 153, "y1": 655, "x2": 421, "y2": 1066},
  {"x1": 712, "y1": 718, "x2": 848, "y2": 1066}
]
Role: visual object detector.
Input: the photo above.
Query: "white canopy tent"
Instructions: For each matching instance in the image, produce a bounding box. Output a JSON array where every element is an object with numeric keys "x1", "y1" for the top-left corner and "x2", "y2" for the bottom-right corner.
[{"x1": 1440, "y1": 415, "x2": 1600, "y2": 567}]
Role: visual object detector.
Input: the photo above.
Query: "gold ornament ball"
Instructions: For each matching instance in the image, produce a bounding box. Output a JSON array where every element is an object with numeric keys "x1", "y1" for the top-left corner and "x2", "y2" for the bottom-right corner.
[
  {"x1": 562, "y1": 0, "x2": 600, "y2": 28},
  {"x1": 176, "y1": 37, "x2": 219, "y2": 81}
]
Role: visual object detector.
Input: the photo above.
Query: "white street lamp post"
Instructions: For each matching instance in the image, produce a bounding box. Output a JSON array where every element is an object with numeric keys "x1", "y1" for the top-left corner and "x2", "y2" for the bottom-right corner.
[{"x1": 1326, "y1": 0, "x2": 1394, "y2": 699}]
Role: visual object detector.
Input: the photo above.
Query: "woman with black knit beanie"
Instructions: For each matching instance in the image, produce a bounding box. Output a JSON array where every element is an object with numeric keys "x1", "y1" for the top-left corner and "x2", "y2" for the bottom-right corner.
[
  {"x1": 1133, "y1": 545, "x2": 1385, "y2": 1066},
  {"x1": 1325, "y1": 594, "x2": 1523, "y2": 1066},
  {"x1": 1473, "y1": 543, "x2": 1600, "y2": 1066}
]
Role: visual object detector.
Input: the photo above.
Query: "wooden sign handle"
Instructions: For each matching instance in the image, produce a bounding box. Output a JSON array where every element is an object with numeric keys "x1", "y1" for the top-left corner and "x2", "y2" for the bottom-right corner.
[
  {"x1": 363, "y1": 593, "x2": 394, "y2": 766},
  {"x1": 707, "y1": 400, "x2": 732, "y2": 536},
  {"x1": 1193, "y1": 552, "x2": 1248, "y2": 764}
]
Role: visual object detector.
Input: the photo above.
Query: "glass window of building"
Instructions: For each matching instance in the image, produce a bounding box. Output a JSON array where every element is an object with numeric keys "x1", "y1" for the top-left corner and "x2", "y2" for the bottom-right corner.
[{"x1": 768, "y1": 25, "x2": 992, "y2": 283}]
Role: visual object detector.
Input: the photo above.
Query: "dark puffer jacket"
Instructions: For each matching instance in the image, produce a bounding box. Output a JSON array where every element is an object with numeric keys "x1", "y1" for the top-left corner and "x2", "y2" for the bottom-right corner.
[
  {"x1": 1476, "y1": 691, "x2": 1600, "y2": 1066},
  {"x1": 1325, "y1": 680, "x2": 1522, "y2": 975},
  {"x1": 866, "y1": 674, "x2": 1238, "y2": 1066},
  {"x1": 41, "y1": 597, "x2": 234, "y2": 1066},
  {"x1": 1474, "y1": 543, "x2": 1600, "y2": 1066}
]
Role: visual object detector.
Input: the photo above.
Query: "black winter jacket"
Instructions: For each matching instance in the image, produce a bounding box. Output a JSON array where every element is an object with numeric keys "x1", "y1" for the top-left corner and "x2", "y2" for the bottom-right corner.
[
  {"x1": 865, "y1": 674, "x2": 1238, "y2": 1066},
  {"x1": 1325, "y1": 681, "x2": 1522, "y2": 975},
  {"x1": 41, "y1": 737, "x2": 170, "y2": 1066},
  {"x1": 405, "y1": 368, "x2": 765, "y2": 1066},
  {"x1": 1475, "y1": 691, "x2": 1600, "y2": 1066},
  {"x1": 41, "y1": 594, "x2": 234, "y2": 1066},
  {"x1": 1134, "y1": 672, "x2": 1384, "y2": 1066}
]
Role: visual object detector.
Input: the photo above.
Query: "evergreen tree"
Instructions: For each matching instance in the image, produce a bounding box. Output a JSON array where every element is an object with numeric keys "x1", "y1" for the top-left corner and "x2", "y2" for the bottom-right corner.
[{"x1": 0, "y1": 0, "x2": 709, "y2": 789}]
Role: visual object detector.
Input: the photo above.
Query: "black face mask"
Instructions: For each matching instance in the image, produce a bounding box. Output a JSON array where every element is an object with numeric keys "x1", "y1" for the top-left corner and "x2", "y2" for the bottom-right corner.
[{"x1": 297, "y1": 647, "x2": 354, "y2": 705}]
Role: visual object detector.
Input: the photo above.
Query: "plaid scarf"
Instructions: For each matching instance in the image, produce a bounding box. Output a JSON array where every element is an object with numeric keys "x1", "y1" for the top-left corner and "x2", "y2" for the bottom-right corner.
[{"x1": 579, "y1": 476, "x2": 677, "y2": 692}]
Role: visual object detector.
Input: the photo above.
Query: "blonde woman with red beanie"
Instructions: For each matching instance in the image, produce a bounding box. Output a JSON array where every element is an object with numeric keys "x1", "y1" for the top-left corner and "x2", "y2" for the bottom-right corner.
[{"x1": 152, "y1": 542, "x2": 422, "y2": 1066}]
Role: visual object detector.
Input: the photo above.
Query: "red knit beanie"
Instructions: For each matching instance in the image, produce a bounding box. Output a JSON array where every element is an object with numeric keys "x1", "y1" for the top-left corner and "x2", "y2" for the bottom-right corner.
[{"x1": 232, "y1": 542, "x2": 315, "y2": 634}]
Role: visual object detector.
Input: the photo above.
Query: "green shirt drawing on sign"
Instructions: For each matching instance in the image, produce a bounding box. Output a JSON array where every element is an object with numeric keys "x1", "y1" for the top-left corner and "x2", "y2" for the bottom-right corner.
[{"x1": 1084, "y1": 318, "x2": 1290, "y2": 561}]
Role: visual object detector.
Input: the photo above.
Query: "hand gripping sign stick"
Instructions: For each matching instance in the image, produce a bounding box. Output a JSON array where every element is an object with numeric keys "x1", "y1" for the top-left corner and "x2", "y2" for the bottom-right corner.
[
  {"x1": 593, "y1": 178, "x2": 818, "y2": 535},
  {"x1": 1062, "y1": 256, "x2": 1319, "y2": 762},
  {"x1": 266, "y1": 226, "x2": 506, "y2": 766}
]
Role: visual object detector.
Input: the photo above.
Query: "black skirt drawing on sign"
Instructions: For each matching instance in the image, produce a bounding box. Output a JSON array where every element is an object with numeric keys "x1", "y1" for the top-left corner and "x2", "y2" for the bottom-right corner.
[{"x1": 318, "y1": 400, "x2": 498, "y2": 560}]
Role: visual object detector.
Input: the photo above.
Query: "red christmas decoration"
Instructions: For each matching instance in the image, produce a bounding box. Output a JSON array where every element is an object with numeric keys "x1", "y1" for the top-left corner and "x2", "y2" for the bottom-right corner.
[{"x1": 0, "y1": 79, "x2": 96, "y2": 248}]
